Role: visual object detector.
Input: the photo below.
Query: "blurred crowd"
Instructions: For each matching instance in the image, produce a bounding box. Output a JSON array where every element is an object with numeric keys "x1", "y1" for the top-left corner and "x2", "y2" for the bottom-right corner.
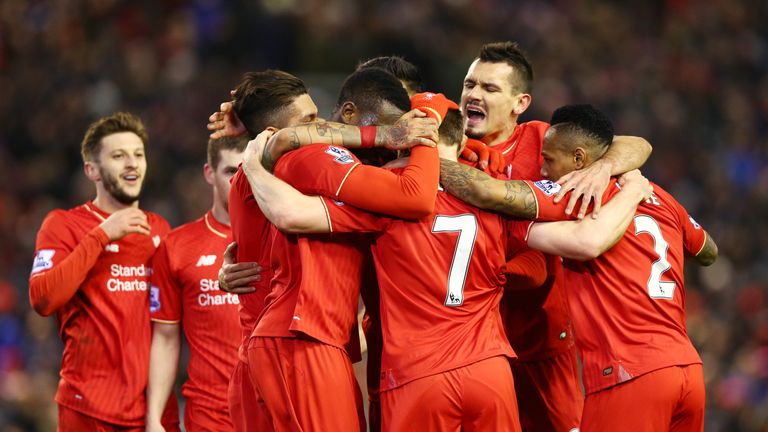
[{"x1": 1, "y1": 0, "x2": 767, "y2": 430}]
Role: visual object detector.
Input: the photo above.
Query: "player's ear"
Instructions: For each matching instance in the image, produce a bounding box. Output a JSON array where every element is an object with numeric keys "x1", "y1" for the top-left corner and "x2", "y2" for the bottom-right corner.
[
  {"x1": 573, "y1": 147, "x2": 587, "y2": 169},
  {"x1": 83, "y1": 161, "x2": 101, "y2": 182},
  {"x1": 264, "y1": 126, "x2": 279, "y2": 133},
  {"x1": 203, "y1": 163, "x2": 215, "y2": 186},
  {"x1": 340, "y1": 101, "x2": 358, "y2": 125},
  {"x1": 512, "y1": 93, "x2": 532, "y2": 116}
]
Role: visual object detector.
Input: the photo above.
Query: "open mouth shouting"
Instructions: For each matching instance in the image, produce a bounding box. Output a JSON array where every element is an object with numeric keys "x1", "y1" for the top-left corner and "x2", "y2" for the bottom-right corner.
[{"x1": 464, "y1": 104, "x2": 487, "y2": 128}]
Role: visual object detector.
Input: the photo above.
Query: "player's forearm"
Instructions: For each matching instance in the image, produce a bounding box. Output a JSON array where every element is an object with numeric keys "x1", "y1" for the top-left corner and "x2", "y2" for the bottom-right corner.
[
  {"x1": 146, "y1": 324, "x2": 180, "y2": 425},
  {"x1": 340, "y1": 146, "x2": 438, "y2": 219},
  {"x1": 694, "y1": 232, "x2": 718, "y2": 266},
  {"x1": 29, "y1": 228, "x2": 109, "y2": 316},
  {"x1": 439, "y1": 159, "x2": 537, "y2": 218},
  {"x1": 601, "y1": 135, "x2": 652, "y2": 175},
  {"x1": 529, "y1": 183, "x2": 645, "y2": 260},
  {"x1": 244, "y1": 162, "x2": 330, "y2": 233},
  {"x1": 262, "y1": 122, "x2": 359, "y2": 171}
]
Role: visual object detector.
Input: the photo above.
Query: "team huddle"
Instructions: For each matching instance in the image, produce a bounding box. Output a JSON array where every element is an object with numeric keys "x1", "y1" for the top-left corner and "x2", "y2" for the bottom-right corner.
[{"x1": 30, "y1": 41, "x2": 718, "y2": 432}]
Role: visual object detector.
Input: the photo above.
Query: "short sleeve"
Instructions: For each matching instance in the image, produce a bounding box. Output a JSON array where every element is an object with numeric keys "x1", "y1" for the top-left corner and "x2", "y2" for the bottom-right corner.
[
  {"x1": 149, "y1": 240, "x2": 182, "y2": 323},
  {"x1": 321, "y1": 197, "x2": 389, "y2": 234},
  {"x1": 677, "y1": 204, "x2": 707, "y2": 257},
  {"x1": 506, "y1": 218, "x2": 535, "y2": 246},
  {"x1": 275, "y1": 144, "x2": 361, "y2": 199}
]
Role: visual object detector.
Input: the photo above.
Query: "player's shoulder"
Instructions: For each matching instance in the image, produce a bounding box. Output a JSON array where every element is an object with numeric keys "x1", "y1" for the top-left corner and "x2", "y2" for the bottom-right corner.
[
  {"x1": 287, "y1": 144, "x2": 359, "y2": 167},
  {"x1": 164, "y1": 215, "x2": 206, "y2": 243},
  {"x1": 41, "y1": 204, "x2": 89, "y2": 229},
  {"x1": 519, "y1": 120, "x2": 551, "y2": 137},
  {"x1": 144, "y1": 209, "x2": 171, "y2": 231}
]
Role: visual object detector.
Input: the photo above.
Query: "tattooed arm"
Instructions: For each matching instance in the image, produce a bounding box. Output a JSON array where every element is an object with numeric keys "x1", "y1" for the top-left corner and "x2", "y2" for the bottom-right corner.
[
  {"x1": 439, "y1": 159, "x2": 537, "y2": 218},
  {"x1": 261, "y1": 111, "x2": 438, "y2": 172}
]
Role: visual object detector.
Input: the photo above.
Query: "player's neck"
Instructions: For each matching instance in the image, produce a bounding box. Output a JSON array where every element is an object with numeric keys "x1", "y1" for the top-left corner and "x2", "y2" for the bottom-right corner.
[
  {"x1": 92, "y1": 191, "x2": 138, "y2": 214},
  {"x1": 482, "y1": 121, "x2": 518, "y2": 147},
  {"x1": 210, "y1": 202, "x2": 230, "y2": 226},
  {"x1": 437, "y1": 145, "x2": 459, "y2": 162}
]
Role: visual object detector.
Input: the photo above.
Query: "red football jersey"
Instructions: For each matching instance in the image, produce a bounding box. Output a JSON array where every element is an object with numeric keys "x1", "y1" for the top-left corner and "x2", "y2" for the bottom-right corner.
[
  {"x1": 150, "y1": 211, "x2": 240, "y2": 415},
  {"x1": 492, "y1": 121, "x2": 574, "y2": 360},
  {"x1": 229, "y1": 166, "x2": 276, "y2": 361},
  {"x1": 515, "y1": 179, "x2": 707, "y2": 394},
  {"x1": 252, "y1": 144, "x2": 367, "y2": 357},
  {"x1": 322, "y1": 180, "x2": 515, "y2": 391},
  {"x1": 30, "y1": 202, "x2": 171, "y2": 426}
]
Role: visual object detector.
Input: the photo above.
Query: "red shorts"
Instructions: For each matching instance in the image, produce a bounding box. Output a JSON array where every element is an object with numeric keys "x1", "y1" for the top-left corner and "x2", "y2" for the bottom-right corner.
[
  {"x1": 247, "y1": 336, "x2": 365, "y2": 432},
  {"x1": 511, "y1": 346, "x2": 582, "y2": 432},
  {"x1": 381, "y1": 356, "x2": 520, "y2": 432},
  {"x1": 581, "y1": 363, "x2": 704, "y2": 432},
  {"x1": 184, "y1": 399, "x2": 233, "y2": 432},
  {"x1": 228, "y1": 359, "x2": 272, "y2": 432},
  {"x1": 57, "y1": 405, "x2": 181, "y2": 432}
]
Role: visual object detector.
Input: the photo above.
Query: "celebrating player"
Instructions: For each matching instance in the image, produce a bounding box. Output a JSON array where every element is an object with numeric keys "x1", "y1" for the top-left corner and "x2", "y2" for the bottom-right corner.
[
  {"x1": 458, "y1": 41, "x2": 653, "y2": 431},
  {"x1": 441, "y1": 103, "x2": 717, "y2": 431},
  {"x1": 29, "y1": 113, "x2": 179, "y2": 431},
  {"x1": 145, "y1": 135, "x2": 248, "y2": 432}
]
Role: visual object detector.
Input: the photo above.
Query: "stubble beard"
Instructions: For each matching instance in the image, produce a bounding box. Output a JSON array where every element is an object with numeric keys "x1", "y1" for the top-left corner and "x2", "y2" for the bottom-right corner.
[{"x1": 100, "y1": 167, "x2": 142, "y2": 205}]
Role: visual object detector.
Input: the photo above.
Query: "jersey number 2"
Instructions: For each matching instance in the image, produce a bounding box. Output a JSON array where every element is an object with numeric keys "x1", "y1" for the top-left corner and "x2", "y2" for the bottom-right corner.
[
  {"x1": 634, "y1": 215, "x2": 675, "y2": 300},
  {"x1": 432, "y1": 214, "x2": 478, "y2": 307}
]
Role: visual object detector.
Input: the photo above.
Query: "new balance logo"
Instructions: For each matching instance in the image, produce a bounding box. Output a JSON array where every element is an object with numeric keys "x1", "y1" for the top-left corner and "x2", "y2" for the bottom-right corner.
[
  {"x1": 105, "y1": 244, "x2": 119, "y2": 253},
  {"x1": 196, "y1": 255, "x2": 217, "y2": 267}
]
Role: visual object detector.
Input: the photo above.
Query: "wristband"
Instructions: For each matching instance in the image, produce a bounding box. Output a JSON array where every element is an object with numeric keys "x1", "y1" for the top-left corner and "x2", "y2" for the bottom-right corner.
[{"x1": 360, "y1": 126, "x2": 377, "y2": 148}]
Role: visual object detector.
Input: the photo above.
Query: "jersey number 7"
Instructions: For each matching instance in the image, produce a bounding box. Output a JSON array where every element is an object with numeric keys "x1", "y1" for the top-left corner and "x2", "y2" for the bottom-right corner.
[{"x1": 432, "y1": 214, "x2": 478, "y2": 307}]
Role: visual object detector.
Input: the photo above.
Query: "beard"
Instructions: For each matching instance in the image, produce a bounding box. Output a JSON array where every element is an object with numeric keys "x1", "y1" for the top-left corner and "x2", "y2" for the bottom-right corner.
[{"x1": 100, "y1": 168, "x2": 142, "y2": 205}]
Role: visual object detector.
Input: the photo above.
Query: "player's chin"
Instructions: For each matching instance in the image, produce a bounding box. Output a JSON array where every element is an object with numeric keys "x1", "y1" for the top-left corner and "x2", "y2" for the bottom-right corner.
[{"x1": 464, "y1": 126, "x2": 485, "y2": 140}]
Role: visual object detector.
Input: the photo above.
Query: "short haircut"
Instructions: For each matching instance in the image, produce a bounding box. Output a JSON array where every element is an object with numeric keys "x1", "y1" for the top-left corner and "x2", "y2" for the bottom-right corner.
[
  {"x1": 439, "y1": 108, "x2": 464, "y2": 147},
  {"x1": 232, "y1": 70, "x2": 308, "y2": 137},
  {"x1": 207, "y1": 135, "x2": 248, "y2": 169},
  {"x1": 478, "y1": 41, "x2": 534, "y2": 94},
  {"x1": 81, "y1": 112, "x2": 148, "y2": 162},
  {"x1": 357, "y1": 56, "x2": 425, "y2": 94},
  {"x1": 550, "y1": 104, "x2": 614, "y2": 151},
  {"x1": 335, "y1": 67, "x2": 411, "y2": 116}
]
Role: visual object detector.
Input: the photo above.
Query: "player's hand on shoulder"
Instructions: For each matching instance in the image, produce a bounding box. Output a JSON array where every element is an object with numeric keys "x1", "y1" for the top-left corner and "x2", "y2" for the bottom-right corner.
[
  {"x1": 618, "y1": 169, "x2": 653, "y2": 201},
  {"x1": 243, "y1": 129, "x2": 276, "y2": 172},
  {"x1": 207, "y1": 99, "x2": 247, "y2": 139},
  {"x1": 218, "y1": 242, "x2": 260, "y2": 294},
  {"x1": 554, "y1": 159, "x2": 612, "y2": 219},
  {"x1": 99, "y1": 208, "x2": 151, "y2": 241}
]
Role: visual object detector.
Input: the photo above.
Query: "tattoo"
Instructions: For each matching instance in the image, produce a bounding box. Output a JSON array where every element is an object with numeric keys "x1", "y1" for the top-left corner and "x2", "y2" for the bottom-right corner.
[
  {"x1": 377, "y1": 126, "x2": 409, "y2": 149},
  {"x1": 439, "y1": 159, "x2": 537, "y2": 218},
  {"x1": 696, "y1": 233, "x2": 718, "y2": 266},
  {"x1": 316, "y1": 121, "x2": 330, "y2": 137},
  {"x1": 261, "y1": 141, "x2": 277, "y2": 173}
]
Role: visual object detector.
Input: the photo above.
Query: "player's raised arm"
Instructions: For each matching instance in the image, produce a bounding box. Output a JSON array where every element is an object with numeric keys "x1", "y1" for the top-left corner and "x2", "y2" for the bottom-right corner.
[
  {"x1": 439, "y1": 158, "x2": 538, "y2": 219},
  {"x1": 243, "y1": 130, "x2": 331, "y2": 233},
  {"x1": 526, "y1": 170, "x2": 653, "y2": 260},
  {"x1": 554, "y1": 135, "x2": 652, "y2": 219},
  {"x1": 259, "y1": 112, "x2": 438, "y2": 172}
]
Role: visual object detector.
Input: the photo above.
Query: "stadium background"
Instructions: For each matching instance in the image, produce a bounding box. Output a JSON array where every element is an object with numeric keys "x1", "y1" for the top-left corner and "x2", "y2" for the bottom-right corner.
[{"x1": 1, "y1": 0, "x2": 766, "y2": 430}]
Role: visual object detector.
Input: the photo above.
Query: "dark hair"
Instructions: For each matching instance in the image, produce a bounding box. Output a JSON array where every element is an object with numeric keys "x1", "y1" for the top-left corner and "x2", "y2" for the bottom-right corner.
[
  {"x1": 550, "y1": 104, "x2": 614, "y2": 149},
  {"x1": 232, "y1": 70, "x2": 308, "y2": 137},
  {"x1": 207, "y1": 135, "x2": 248, "y2": 169},
  {"x1": 357, "y1": 56, "x2": 424, "y2": 94},
  {"x1": 335, "y1": 68, "x2": 411, "y2": 117},
  {"x1": 478, "y1": 41, "x2": 534, "y2": 93},
  {"x1": 439, "y1": 109, "x2": 464, "y2": 147},
  {"x1": 81, "y1": 112, "x2": 148, "y2": 162}
]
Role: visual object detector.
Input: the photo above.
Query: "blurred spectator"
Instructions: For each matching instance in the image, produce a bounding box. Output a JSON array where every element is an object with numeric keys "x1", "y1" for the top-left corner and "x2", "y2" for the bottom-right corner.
[{"x1": 1, "y1": 0, "x2": 767, "y2": 430}]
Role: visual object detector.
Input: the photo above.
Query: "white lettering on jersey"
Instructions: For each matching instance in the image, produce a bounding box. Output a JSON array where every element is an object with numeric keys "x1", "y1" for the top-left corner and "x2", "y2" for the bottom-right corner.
[
  {"x1": 325, "y1": 146, "x2": 354, "y2": 164},
  {"x1": 31, "y1": 249, "x2": 55, "y2": 274},
  {"x1": 644, "y1": 192, "x2": 661, "y2": 206},
  {"x1": 105, "y1": 244, "x2": 119, "y2": 253},
  {"x1": 195, "y1": 255, "x2": 217, "y2": 267},
  {"x1": 150, "y1": 286, "x2": 161, "y2": 312},
  {"x1": 152, "y1": 235, "x2": 161, "y2": 248},
  {"x1": 198, "y1": 291, "x2": 240, "y2": 307},
  {"x1": 533, "y1": 180, "x2": 561, "y2": 196}
]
